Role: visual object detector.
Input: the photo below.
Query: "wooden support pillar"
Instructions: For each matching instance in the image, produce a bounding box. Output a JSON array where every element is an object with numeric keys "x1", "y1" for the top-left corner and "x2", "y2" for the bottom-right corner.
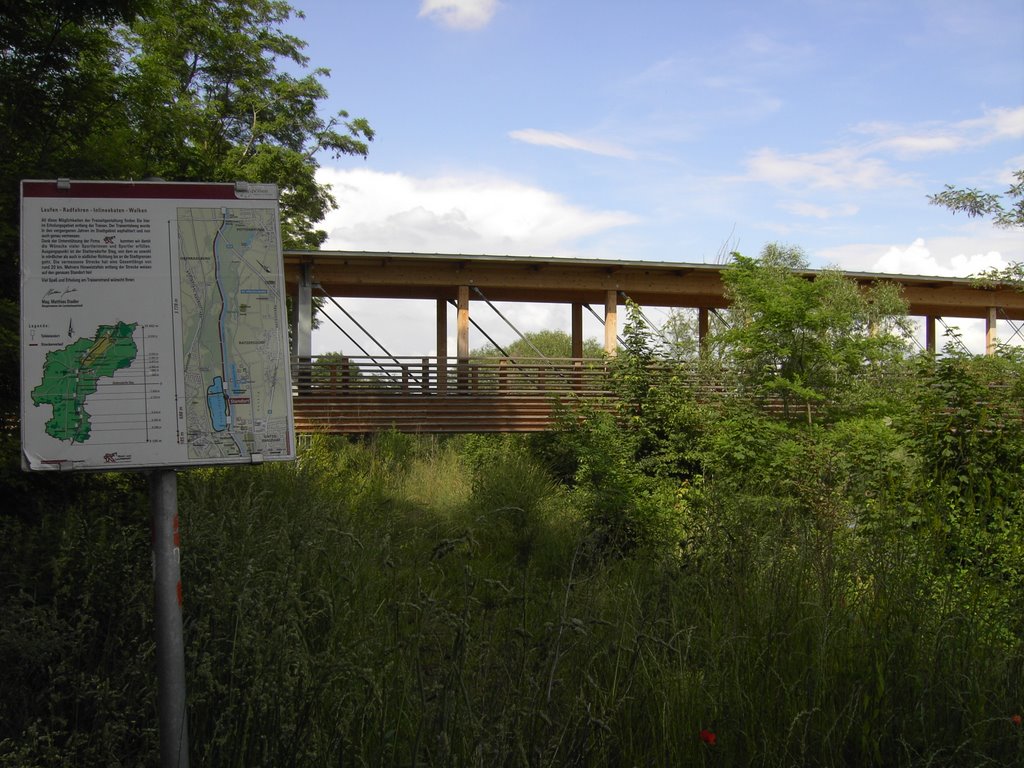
[
  {"x1": 925, "y1": 316, "x2": 937, "y2": 354},
  {"x1": 293, "y1": 262, "x2": 313, "y2": 393},
  {"x1": 698, "y1": 307, "x2": 709, "y2": 353},
  {"x1": 457, "y1": 286, "x2": 470, "y2": 359},
  {"x1": 986, "y1": 306, "x2": 998, "y2": 355},
  {"x1": 604, "y1": 290, "x2": 618, "y2": 356},
  {"x1": 571, "y1": 302, "x2": 584, "y2": 390},
  {"x1": 436, "y1": 298, "x2": 448, "y2": 392},
  {"x1": 571, "y1": 303, "x2": 583, "y2": 359},
  {"x1": 457, "y1": 285, "x2": 470, "y2": 390}
]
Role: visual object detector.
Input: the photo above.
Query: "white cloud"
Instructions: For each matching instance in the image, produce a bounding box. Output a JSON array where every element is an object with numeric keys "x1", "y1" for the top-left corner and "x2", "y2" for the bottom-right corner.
[
  {"x1": 315, "y1": 167, "x2": 639, "y2": 255},
  {"x1": 875, "y1": 135, "x2": 965, "y2": 155},
  {"x1": 854, "y1": 106, "x2": 1024, "y2": 156},
  {"x1": 418, "y1": 0, "x2": 499, "y2": 30},
  {"x1": 817, "y1": 231, "x2": 1020, "y2": 277},
  {"x1": 871, "y1": 238, "x2": 1007, "y2": 276},
  {"x1": 745, "y1": 147, "x2": 911, "y2": 190},
  {"x1": 779, "y1": 200, "x2": 859, "y2": 219},
  {"x1": 508, "y1": 129, "x2": 636, "y2": 159},
  {"x1": 747, "y1": 106, "x2": 1024, "y2": 192},
  {"x1": 974, "y1": 105, "x2": 1024, "y2": 140}
]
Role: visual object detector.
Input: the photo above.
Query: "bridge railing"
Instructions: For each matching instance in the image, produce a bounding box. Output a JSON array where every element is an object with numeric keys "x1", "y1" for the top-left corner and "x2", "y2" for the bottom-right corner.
[
  {"x1": 290, "y1": 356, "x2": 620, "y2": 433},
  {"x1": 290, "y1": 354, "x2": 1022, "y2": 434}
]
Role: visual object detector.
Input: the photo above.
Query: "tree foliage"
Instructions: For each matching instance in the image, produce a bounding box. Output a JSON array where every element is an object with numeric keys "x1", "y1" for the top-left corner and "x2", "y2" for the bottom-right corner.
[
  {"x1": 122, "y1": 0, "x2": 373, "y2": 248},
  {"x1": 472, "y1": 329, "x2": 604, "y2": 359},
  {"x1": 0, "y1": 0, "x2": 371, "y2": 420},
  {"x1": 718, "y1": 243, "x2": 911, "y2": 418},
  {"x1": 929, "y1": 169, "x2": 1024, "y2": 229},
  {"x1": 929, "y1": 170, "x2": 1023, "y2": 294}
]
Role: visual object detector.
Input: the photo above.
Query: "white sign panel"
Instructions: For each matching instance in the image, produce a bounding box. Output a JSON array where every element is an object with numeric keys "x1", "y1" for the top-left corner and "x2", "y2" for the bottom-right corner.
[{"x1": 21, "y1": 180, "x2": 295, "y2": 470}]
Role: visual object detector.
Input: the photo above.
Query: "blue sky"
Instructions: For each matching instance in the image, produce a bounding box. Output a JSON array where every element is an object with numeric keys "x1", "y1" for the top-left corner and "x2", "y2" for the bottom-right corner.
[{"x1": 284, "y1": 0, "x2": 1024, "y2": 355}]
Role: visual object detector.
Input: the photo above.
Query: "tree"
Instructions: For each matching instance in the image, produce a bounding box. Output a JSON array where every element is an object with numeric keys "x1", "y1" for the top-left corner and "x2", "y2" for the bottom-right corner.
[
  {"x1": 0, "y1": 0, "x2": 371, "y2": 418},
  {"x1": 928, "y1": 169, "x2": 1024, "y2": 229},
  {"x1": 121, "y1": 0, "x2": 373, "y2": 248},
  {"x1": 718, "y1": 244, "x2": 911, "y2": 420},
  {"x1": 659, "y1": 307, "x2": 733, "y2": 361},
  {"x1": 929, "y1": 170, "x2": 1023, "y2": 293},
  {"x1": 472, "y1": 329, "x2": 604, "y2": 359}
]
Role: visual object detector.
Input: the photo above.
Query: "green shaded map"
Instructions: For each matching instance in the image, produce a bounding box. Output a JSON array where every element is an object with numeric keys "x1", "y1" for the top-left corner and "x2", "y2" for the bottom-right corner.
[{"x1": 31, "y1": 321, "x2": 139, "y2": 443}]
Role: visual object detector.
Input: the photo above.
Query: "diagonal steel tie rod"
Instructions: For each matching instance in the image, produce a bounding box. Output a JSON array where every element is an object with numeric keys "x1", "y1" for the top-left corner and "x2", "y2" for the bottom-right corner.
[
  {"x1": 447, "y1": 299, "x2": 513, "y2": 359},
  {"x1": 472, "y1": 286, "x2": 547, "y2": 358},
  {"x1": 315, "y1": 298, "x2": 398, "y2": 382},
  {"x1": 582, "y1": 303, "x2": 626, "y2": 347},
  {"x1": 318, "y1": 290, "x2": 420, "y2": 385}
]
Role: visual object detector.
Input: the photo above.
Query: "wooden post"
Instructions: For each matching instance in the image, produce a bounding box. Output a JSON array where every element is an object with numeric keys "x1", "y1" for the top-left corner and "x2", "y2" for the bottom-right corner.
[
  {"x1": 571, "y1": 303, "x2": 583, "y2": 359},
  {"x1": 604, "y1": 290, "x2": 617, "y2": 356},
  {"x1": 340, "y1": 356, "x2": 350, "y2": 393},
  {"x1": 293, "y1": 262, "x2": 313, "y2": 394},
  {"x1": 436, "y1": 298, "x2": 447, "y2": 393},
  {"x1": 698, "y1": 307, "x2": 709, "y2": 354},
  {"x1": 457, "y1": 286, "x2": 470, "y2": 390},
  {"x1": 571, "y1": 302, "x2": 583, "y2": 389},
  {"x1": 925, "y1": 316, "x2": 936, "y2": 354},
  {"x1": 986, "y1": 306, "x2": 998, "y2": 355},
  {"x1": 498, "y1": 358, "x2": 509, "y2": 392}
]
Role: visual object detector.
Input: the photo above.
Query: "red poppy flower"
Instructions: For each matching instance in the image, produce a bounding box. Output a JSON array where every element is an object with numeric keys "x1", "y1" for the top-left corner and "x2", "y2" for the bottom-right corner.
[
  {"x1": 1012, "y1": 714, "x2": 1022, "y2": 727},
  {"x1": 699, "y1": 728, "x2": 717, "y2": 746}
]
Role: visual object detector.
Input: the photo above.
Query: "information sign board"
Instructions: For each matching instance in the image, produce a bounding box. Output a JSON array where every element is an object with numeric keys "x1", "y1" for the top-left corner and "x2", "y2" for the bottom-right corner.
[{"x1": 20, "y1": 180, "x2": 296, "y2": 470}]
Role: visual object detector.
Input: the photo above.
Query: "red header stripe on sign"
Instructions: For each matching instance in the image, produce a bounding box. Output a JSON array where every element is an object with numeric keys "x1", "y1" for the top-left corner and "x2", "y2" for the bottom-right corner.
[{"x1": 21, "y1": 180, "x2": 239, "y2": 200}]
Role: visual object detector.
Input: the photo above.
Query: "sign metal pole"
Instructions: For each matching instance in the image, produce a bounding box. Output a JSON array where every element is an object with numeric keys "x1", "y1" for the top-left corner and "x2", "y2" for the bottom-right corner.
[{"x1": 151, "y1": 468, "x2": 190, "y2": 768}]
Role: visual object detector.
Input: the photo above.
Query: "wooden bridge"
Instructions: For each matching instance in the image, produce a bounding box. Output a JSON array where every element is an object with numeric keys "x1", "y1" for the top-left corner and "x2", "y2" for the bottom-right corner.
[{"x1": 285, "y1": 250, "x2": 1024, "y2": 433}]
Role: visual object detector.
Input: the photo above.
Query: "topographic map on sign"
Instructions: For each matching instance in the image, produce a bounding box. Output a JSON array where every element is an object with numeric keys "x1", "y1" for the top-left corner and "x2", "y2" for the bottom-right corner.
[
  {"x1": 31, "y1": 321, "x2": 139, "y2": 444},
  {"x1": 177, "y1": 207, "x2": 291, "y2": 460}
]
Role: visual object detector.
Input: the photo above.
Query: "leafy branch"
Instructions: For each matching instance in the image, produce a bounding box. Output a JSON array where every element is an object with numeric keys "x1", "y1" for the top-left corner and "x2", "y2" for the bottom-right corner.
[{"x1": 928, "y1": 169, "x2": 1024, "y2": 229}]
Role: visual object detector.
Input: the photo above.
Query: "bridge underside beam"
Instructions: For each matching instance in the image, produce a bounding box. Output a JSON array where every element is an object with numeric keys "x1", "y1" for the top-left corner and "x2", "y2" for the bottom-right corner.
[{"x1": 286, "y1": 251, "x2": 1024, "y2": 322}]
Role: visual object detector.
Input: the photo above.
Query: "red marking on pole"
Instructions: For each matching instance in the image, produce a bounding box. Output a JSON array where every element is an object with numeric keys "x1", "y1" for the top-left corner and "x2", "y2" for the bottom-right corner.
[{"x1": 176, "y1": 581, "x2": 183, "y2": 607}]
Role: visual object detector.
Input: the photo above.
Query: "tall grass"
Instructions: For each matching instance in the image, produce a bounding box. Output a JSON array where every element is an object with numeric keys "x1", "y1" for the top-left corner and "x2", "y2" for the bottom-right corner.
[
  {"x1": 1, "y1": 430, "x2": 1020, "y2": 765},
  {"x1": 168, "y1": 433, "x2": 1022, "y2": 766}
]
